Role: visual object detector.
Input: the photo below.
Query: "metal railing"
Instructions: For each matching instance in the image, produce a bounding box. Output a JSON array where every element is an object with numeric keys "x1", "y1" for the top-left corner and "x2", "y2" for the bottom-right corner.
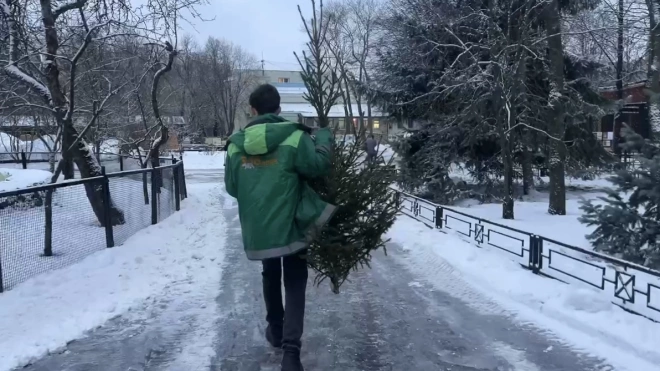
[
  {"x1": 395, "y1": 189, "x2": 660, "y2": 322},
  {"x1": 0, "y1": 159, "x2": 188, "y2": 292}
]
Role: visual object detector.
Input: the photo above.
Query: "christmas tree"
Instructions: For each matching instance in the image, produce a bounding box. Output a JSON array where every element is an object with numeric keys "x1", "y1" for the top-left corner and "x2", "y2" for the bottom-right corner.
[
  {"x1": 295, "y1": 0, "x2": 400, "y2": 293},
  {"x1": 579, "y1": 128, "x2": 660, "y2": 269},
  {"x1": 306, "y1": 136, "x2": 399, "y2": 293}
]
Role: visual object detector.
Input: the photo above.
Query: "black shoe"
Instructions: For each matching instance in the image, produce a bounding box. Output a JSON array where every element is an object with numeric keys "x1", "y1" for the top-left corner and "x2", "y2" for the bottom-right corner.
[
  {"x1": 281, "y1": 345, "x2": 304, "y2": 371},
  {"x1": 265, "y1": 325, "x2": 282, "y2": 348}
]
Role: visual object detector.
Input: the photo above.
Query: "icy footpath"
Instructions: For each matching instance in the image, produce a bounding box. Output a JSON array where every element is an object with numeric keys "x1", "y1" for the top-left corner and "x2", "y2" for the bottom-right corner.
[
  {"x1": 0, "y1": 183, "x2": 226, "y2": 371},
  {"x1": 389, "y1": 217, "x2": 660, "y2": 371}
]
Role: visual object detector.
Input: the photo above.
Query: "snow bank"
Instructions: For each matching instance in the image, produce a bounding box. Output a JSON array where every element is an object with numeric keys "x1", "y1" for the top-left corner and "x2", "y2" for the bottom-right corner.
[
  {"x1": 389, "y1": 217, "x2": 660, "y2": 371},
  {"x1": 182, "y1": 151, "x2": 225, "y2": 170},
  {"x1": 451, "y1": 196, "x2": 599, "y2": 251},
  {"x1": 0, "y1": 168, "x2": 52, "y2": 192},
  {"x1": 0, "y1": 183, "x2": 226, "y2": 371}
]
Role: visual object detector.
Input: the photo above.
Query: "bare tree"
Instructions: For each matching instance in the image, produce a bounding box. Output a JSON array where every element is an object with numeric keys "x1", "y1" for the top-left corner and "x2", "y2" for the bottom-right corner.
[
  {"x1": 217, "y1": 44, "x2": 259, "y2": 135},
  {"x1": 0, "y1": 0, "x2": 207, "y2": 226},
  {"x1": 296, "y1": 0, "x2": 343, "y2": 129}
]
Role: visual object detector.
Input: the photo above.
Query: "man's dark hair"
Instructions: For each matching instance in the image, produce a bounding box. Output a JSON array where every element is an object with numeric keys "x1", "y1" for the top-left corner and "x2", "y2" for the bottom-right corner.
[
  {"x1": 369, "y1": 134, "x2": 374, "y2": 139},
  {"x1": 249, "y1": 84, "x2": 280, "y2": 115}
]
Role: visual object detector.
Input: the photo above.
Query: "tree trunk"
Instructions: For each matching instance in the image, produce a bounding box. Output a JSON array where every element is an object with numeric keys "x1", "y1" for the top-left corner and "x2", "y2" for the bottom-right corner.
[
  {"x1": 522, "y1": 144, "x2": 534, "y2": 195},
  {"x1": 95, "y1": 139, "x2": 101, "y2": 162},
  {"x1": 545, "y1": 0, "x2": 567, "y2": 215},
  {"x1": 48, "y1": 152, "x2": 56, "y2": 173},
  {"x1": 613, "y1": 0, "x2": 625, "y2": 153},
  {"x1": 502, "y1": 143, "x2": 515, "y2": 219},
  {"x1": 367, "y1": 102, "x2": 373, "y2": 135},
  {"x1": 494, "y1": 64, "x2": 514, "y2": 219},
  {"x1": 66, "y1": 121, "x2": 125, "y2": 226},
  {"x1": 61, "y1": 125, "x2": 75, "y2": 179},
  {"x1": 342, "y1": 76, "x2": 354, "y2": 135},
  {"x1": 645, "y1": 0, "x2": 660, "y2": 139}
]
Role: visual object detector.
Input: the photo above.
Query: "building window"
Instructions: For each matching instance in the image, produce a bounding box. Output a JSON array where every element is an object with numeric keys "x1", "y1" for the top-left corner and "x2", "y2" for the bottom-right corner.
[
  {"x1": 337, "y1": 118, "x2": 345, "y2": 129},
  {"x1": 372, "y1": 119, "x2": 380, "y2": 130},
  {"x1": 278, "y1": 77, "x2": 290, "y2": 83}
]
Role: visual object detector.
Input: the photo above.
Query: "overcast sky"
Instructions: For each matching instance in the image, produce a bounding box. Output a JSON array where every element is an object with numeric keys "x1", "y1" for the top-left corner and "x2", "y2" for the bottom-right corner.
[{"x1": 180, "y1": 0, "x2": 312, "y2": 71}]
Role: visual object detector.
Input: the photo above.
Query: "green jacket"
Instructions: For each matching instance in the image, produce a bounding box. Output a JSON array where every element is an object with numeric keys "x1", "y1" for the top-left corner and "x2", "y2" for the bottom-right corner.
[{"x1": 224, "y1": 114, "x2": 336, "y2": 260}]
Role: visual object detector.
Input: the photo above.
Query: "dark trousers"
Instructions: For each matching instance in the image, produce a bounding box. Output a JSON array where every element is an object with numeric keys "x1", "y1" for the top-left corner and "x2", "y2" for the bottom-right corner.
[{"x1": 262, "y1": 250, "x2": 308, "y2": 349}]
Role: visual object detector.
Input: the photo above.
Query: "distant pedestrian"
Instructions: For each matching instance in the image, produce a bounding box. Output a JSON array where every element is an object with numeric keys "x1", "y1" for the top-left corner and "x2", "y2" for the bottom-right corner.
[
  {"x1": 223, "y1": 84, "x2": 336, "y2": 371},
  {"x1": 365, "y1": 134, "x2": 378, "y2": 165}
]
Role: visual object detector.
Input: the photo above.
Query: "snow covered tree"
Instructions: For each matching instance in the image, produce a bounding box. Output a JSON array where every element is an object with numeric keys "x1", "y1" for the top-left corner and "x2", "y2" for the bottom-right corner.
[
  {"x1": 366, "y1": 0, "x2": 609, "y2": 216},
  {"x1": 579, "y1": 128, "x2": 660, "y2": 269},
  {"x1": 297, "y1": 0, "x2": 400, "y2": 293}
]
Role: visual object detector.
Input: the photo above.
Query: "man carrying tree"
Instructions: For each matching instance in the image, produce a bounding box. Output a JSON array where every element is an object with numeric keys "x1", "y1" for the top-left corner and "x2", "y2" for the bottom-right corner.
[{"x1": 224, "y1": 84, "x2": 335, "y2": 371}]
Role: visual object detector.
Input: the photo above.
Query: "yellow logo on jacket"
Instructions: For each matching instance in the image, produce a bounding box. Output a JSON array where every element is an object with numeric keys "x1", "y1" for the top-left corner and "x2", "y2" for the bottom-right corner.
[{"x1": 241, "y1": 156, "x2": 278, "y2": 169}]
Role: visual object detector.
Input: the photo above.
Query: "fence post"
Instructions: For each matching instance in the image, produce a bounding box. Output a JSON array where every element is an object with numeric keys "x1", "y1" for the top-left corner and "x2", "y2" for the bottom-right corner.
[
  {"x1": 44, "y1": 187, "x2": 54, "y2": 256},
  {"x1": 180, "y1": 160, "x2": 187, "y2": 199},
  {"x1": 151, "y1": 167, "x2": 158, "y2": 225},
  {"x1": 173, "y1": 161, "x2": 181, "y2": 211},
  {"x1": 537, "y1": 237, "x2": 544, "y2": 271},
  {"x1": 435, "y1": 206, "x2": 444, "y2": 229},
  {"x1": 0, "y1": 249, "x2": 3, "y2": 292},
  {"x1": 119, "y1": 154, "x2": 124, "y2": 171},
  {"x1": 528, "y1": 235, "x2": 543, "y2": 274},
  {"x1": 528, "y1": 235, "x2": 536, "y2": 272},
  {"x1": 20, "y1": 151, "x2": 27, "y2": 169},
  {"x1": 171, "y1": 154, "x2": 176, "y2": 165},
  {"x1": 101, "y1": 167, "x2": 115, "y2": 248}
]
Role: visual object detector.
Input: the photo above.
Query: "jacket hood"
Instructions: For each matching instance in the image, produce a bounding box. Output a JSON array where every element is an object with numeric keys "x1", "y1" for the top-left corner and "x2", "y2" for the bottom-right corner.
[{"x1": 229, "y1": 114, "x2": 303, "y2": 155}]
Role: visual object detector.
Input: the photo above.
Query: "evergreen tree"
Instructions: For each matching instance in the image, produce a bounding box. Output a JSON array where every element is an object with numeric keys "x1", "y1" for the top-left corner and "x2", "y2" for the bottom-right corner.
[
  {"x1": 579, "y1": 128, "x2": 660, "y2": 269},
  {"x1": 367, "y1": 0, "x2": 611, "y2": 209},
  {"x1": 306, "y1": 137, "x2": 399, "y2": 293},
  {"x1": 297, "y1": 0, "x2": 400, "y2": 293}
]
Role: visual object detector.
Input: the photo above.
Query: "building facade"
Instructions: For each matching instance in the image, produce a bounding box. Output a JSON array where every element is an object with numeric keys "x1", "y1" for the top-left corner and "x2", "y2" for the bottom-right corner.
[
  {"x1": 598, "y1": 81, "x2": 650, "y2": 153},
  {"x1": 233, "y1": 69, "x2": 420, "y2": 141}
]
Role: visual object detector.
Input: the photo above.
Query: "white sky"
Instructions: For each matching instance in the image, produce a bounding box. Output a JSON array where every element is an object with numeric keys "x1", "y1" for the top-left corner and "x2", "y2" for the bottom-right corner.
[{"x1": 180, "y1": 0, "x2": 312, "y2": 71}]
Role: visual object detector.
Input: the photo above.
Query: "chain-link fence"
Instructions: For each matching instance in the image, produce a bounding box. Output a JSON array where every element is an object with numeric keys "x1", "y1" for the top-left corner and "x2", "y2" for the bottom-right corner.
[{"x1": 0, "y1": 161, "x2": 187, "y2": 292}]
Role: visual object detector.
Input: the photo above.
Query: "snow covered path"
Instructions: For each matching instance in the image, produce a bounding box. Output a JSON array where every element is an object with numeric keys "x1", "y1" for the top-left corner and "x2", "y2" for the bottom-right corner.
[
  {"x1": 209, "y1": 194, "x2": 610, "y2": 371},
  {"x1": 16, "y1": 168, "x2": 622, "y2": 370}
]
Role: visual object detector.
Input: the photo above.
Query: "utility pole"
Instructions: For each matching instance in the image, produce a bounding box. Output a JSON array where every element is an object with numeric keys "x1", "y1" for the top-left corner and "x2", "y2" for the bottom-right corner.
[{"x1": 261, "y1": 52, "x2": 265, "y2": 76}]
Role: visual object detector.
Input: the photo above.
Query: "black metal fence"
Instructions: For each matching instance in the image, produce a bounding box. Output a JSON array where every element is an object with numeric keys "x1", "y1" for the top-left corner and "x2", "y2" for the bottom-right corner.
[
  {"x1": 0, "y1": 160, "x2": 188, "y2": 292},
  {"x1": 396, "y1": 189, "x2": 660, "y2": 322}
]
